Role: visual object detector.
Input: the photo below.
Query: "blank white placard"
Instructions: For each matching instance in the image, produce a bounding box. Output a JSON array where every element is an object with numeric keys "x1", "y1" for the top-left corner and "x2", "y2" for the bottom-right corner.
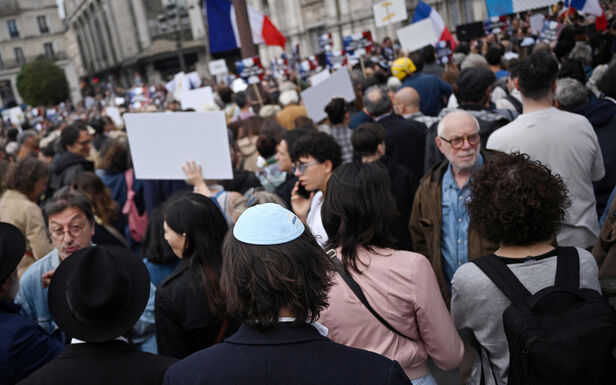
[
  {"x1": 396, "y1": 19, "x2": 439, "y2": 53},
  {"x1": 180, "y1": 87, "x2": 215, "y2": 111},
  {"x1": 124, "y1": 112, "x2": 233, "y2": 180},
  {"x1": 301, "y1": 69, "x2": 355, "y2": 123}
]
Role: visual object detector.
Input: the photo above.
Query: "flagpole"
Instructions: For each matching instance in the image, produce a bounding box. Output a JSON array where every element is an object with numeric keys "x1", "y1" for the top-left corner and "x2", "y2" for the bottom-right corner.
[{"x1": 233, "y1": 0, "x2": 257, "y2": 58}]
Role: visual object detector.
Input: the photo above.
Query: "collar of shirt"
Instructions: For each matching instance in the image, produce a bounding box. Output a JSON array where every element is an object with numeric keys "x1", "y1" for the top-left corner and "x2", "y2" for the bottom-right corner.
[
  {"x1": 71, "y1": 336, "x2": 129, "y2": 344},
  {"x1": 443, "y1": 153, "x2": 484, "y2": 191},
  {"x1": 375, "y1": 112, "x2": 392, "y2": 121},
  {"x1": 278, "y1": 317, "x2": 329, "y2": 337},
  {"x1": 402, "y1": 112, "x2": 423, "y2": 120}
]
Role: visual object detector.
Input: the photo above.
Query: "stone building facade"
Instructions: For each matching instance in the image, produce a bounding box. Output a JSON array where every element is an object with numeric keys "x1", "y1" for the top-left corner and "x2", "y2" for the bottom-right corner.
[{"x1": 0, "y1": 0, "x2": 80, "y2": 106}]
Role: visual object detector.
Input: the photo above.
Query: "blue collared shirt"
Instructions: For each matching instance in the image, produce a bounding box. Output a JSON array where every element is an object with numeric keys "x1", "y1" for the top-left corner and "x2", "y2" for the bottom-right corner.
[{"x1": 441, "y1": 154, "x2": 483, "y2": 290}]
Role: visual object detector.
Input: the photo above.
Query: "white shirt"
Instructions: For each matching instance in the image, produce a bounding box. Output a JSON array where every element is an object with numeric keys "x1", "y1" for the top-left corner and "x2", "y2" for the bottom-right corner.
[{"x1": 306, "y1": 191, "x2": 328, "y2": 247}]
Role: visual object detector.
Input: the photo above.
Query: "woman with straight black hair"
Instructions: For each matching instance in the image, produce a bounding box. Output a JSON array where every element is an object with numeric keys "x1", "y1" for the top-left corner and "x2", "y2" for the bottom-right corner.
[
  {"x1": 155, "y1": 193, "x2": 238, "y2": 358},
  {"x1": 319, "y1": 161, "x2": 464, "y2": 384}
]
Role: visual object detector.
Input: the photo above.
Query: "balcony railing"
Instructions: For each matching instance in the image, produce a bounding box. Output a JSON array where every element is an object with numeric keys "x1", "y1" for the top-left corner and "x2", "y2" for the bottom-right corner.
[{"x1": 0, "y1": 51, "x2": 68, "y2": 71}]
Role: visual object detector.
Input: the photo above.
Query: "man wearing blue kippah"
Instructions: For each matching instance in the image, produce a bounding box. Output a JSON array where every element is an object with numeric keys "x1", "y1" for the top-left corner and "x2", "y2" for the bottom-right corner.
[{"x1": 163, "y1": 203, "x2": 411, "y2": 385}]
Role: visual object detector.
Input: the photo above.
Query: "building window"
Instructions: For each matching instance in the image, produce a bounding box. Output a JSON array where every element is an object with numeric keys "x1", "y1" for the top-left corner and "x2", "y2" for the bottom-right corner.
[
  {"x1": 37, "y1": 16, "x2": 50, "y2": 34},
  {"x1": 14, "y1": 47, "x2": 25, "y2": 66},
  {"x1": 7, "y1": 20, "x2": 19, "y2": 38},
  {"x1": 44, "y1": 43, "x2": 55, "y2": 60}
]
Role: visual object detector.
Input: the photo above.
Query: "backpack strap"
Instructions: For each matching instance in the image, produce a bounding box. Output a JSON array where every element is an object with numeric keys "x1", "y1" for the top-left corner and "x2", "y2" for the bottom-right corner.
[
  {"x1": 473, "y1": 254, "x2": 532, "y2": 303},
  {"x1": 555, "y1": 246, "x2": 580, "y2": 289}
]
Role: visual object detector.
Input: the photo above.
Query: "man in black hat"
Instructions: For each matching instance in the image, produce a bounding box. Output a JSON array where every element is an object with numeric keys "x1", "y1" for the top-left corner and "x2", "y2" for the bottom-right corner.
[
  {"x1": 18, "y1": 245, "x2": 176, "y2": 385},
  {"x1": 0, "y1": 223, "x2": 64, "y2": 384}
]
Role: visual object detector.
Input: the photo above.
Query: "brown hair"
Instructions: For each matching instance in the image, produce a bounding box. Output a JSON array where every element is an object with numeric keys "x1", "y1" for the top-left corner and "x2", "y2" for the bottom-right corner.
[
  {"x1": 70, "y1": 172, "x2": 118, "y2": 225},
  {"x1": 6, "y1": 157, "x2": 49, "y2": 194}
]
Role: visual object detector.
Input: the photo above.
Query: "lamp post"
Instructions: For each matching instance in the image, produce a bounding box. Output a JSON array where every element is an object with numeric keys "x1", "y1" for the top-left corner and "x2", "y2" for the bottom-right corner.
[{"x1": 157, "y1": 1, "x2": 189, "y2": 72}]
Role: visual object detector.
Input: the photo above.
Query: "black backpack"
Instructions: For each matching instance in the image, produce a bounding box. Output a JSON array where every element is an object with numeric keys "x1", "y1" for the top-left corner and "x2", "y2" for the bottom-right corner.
[{"x1": 473, "y1": 247, "x2": 616, "y2": 385}]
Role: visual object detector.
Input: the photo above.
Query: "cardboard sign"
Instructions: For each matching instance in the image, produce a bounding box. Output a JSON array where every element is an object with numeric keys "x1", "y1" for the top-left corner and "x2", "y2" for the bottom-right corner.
[
  {"x1": 456, "y1": 21, "x2": 485, "y2": 41},
  {"x1": 124, "y1": 112, "x2": 232, "y2": 180},
  {"x1": 309, "y1": 70, "x2": 331, "y2": 87},
  {"x1": 209, "y1": 59, "x2": 228, "y2": 76},
  {"x1": 301, "y1": 69, "x2": 355, "y2": 123},
  {"x1": 180, "y1": 87, "x2": 215, "y2": 111},
  {"x1": 373, "y1": 0, "x2": 408, "y2": 28},
  {"x1": 397, "y1": 19, "x2": 439, "y2": 53}
]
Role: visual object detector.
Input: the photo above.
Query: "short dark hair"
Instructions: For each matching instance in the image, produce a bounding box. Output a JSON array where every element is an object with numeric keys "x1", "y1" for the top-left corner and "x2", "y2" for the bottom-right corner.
[
  {"x1": 221, "y1": 230, "x2": 334, "y2": 330},
  {"x1": 324, "y1": 98, "x2": 348, "y2": 125},
  {"x1": 164, "y1": 193, "x2": 228, "y2": 318},
  {"x1": 7, "y1": 157, "x2": 49, "y2": 194},
  {"x1": 235, "y1": 91, "x2": 248, "y2": 108},
  {"x1": 485, "y1": 47, "x2": 503, "y2": 66},
  {"x1": 518, "y1": 51, "x2": 559, "y2": 100},
  {"x1": 597, "y1": 62, "x2": 616, "y2": 99},
  {"x1": 507, "y1": 59, "x2": 520, "y2": 78},
  {"x1": 468, "y1": 152, "x2": 570, "y2": 246},
  {"x1": 422, "y1": 45, "x2": 436, "y2": 64},
  {"x1": 142, "y1": 207, "x2": 178, "y2": 265},
  {"x1": 409, "y1": 52, "x2": 424, "y2": 72},
  {"x1": 256, "y1": 134, "x2": 278, "y2": 159},
  {"x1": 43, "y1": 187, "x2": 95, "y2": 229},
  {"x1": 455, "y1": 67, "x2": 496, "y2": 104},
  {"x1": 322, "y1": 162, "x2": 397, "y2": 272},
  {"x1": 363, "y1": 86, "x2": 391, "y2": 117},
  {"x1": 558, "y1": 58, "x2": 585, "y2": 85},
  {"x1": 60, "y1": 121, "x2": 88, "y2": 149},
  {"x1": 351, "y1": 123, "x2": 385, "y2": 156},
  {"x1": 259, "y1": 118, "x2": 285, "y2": 143},
  {"x1": 218, "y1": 86, "x2": 233, "y2": 104},
  {"x1": 290, "y1": 132, "x2": 342, "y2": 169}
]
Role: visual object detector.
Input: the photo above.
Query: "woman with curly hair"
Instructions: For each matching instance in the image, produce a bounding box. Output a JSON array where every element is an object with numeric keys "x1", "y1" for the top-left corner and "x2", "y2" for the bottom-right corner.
[
  {"x1": 0, "y1": 157, "x2": 53, "y2": 275},
  {"x1": 451, "y1": 152, "x2": 602, "y2": 385}
]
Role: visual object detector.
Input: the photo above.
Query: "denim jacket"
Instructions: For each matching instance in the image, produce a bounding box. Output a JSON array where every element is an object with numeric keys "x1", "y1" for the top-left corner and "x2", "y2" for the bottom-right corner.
[{"x1": 15, "y1": 248, "x2": 158, "y2": 353}]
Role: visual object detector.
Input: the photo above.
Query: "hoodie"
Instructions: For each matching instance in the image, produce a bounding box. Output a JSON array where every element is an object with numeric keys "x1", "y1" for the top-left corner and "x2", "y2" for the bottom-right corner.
[{"x1": 49, "y1": 151, "x2": 94, "y2": 192}]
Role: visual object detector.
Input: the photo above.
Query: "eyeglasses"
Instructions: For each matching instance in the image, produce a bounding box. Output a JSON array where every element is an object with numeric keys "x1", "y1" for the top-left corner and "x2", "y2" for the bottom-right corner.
[
  {"x1": 76, "y1": 139, "x2": 92, "y2": 146},
  {"x1": 293, "y1": 161, "x2": 320, "y2": 174},
  {"x1": 439, "y1": 133, "x2": 480, "y2": 149},
  {"x1": 49, "y1": 219, "x2": 88, "y2": 240}
]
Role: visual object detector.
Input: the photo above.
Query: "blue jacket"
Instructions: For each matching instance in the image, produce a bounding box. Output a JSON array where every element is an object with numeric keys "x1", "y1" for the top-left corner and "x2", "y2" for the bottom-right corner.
[
  {"x1": 15, "y1": 248, "x2": 158, "y2": 353},
  {"x1": 163, "y1": 323, "x2": 411, "y2": 385},
  {"x1": 0, "y1": 301, "x2": 63, "y2": 384},
  {"x1": 400, "y1": 73, "x2": 452, "y2": 117}
]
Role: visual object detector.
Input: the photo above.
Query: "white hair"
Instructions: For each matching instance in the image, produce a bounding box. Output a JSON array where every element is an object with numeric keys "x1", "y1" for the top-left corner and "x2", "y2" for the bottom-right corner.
[
  {"x1": 279, "y1": 90, "x2": 299, "y2": 107},
  {"x1": 437, "y1": 110, "x2": 480, "y2": 136},
  {"x1": 386, "y1": 76, "x2": 402, "y2": 92}
]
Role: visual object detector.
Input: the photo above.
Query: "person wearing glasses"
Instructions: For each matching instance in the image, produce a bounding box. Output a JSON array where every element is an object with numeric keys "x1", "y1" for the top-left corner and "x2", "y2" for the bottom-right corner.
[
  {"x1": 410, "y1": 110, "x2": 498, "y2": 306},
  {"x1": 15, "y1": 187, "x2": 157, "y2": 352},
  {"x1": 49, "y1": 121, "x2": 94, "y2": 194},
  {"x1": 288, "y1": 132, "x2": 342, "y2": 247}
]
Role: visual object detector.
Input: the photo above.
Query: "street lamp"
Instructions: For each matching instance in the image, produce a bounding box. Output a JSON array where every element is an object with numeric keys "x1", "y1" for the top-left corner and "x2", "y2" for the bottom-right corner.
[{"x1": 157, "y1": 1, "x2": 190, "y2": 72}]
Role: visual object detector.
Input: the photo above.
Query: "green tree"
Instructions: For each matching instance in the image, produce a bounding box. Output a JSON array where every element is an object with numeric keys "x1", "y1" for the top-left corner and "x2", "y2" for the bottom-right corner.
[{"x1": 16, "y1": 58, "x2": 69, "y2": 106}]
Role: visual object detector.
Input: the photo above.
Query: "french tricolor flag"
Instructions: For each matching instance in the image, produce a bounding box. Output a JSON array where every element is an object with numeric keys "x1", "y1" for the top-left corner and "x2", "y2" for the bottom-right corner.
[
  {"x1": 565, "y1": 0, "x2": 607, "y2": 30},
  {"x1": 412, "y1": 1, "x2": 456, "y2": 51},
  {"x1": 205, "y1": 0, "x2": 286, "y2": 54}
]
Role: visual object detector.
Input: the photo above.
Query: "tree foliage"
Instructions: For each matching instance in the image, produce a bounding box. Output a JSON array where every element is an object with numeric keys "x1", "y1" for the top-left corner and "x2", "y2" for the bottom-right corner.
[{"x1": 16, "y1": 58, "x2": 69, "y2": 106}]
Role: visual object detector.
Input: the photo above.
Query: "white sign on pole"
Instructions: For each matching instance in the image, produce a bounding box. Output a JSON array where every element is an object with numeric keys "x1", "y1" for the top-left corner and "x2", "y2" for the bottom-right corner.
[
  {"x1": 373, "y1": 0, "x2": 408, "y2": 28},
  {"x1": 124, "y1": 112, "x2": 233, "y2": 180},
  {"x1": 9, "y1": 106, "x2": 24, "y2": 125},
  {"x1": 209, "y1": 59, "x2": 228, "y2": 76},
  {"x1": 105, "y1": 106, "x2": 123, "y2": 127},
  {"x1": 186, "y1": 71, "x2": 202, "y2": 88},
  {"x1": 309, "y1": 70, "x2": 331, "y2": 87},
  {"x1": 396, "y1": 19, "x2": 439, "y2": 53},
  {"x1": 180, "y1": 87, "x2": 215, "y2": 111},
  {"x1": 301, "y1": 69, "x2": 355, "y2": 123}
]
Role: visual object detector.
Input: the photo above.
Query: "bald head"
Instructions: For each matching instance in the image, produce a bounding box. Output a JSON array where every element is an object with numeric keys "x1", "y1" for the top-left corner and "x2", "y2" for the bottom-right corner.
[{"x1": 393, "y1": 87, "x2": 420, "y2": 115}]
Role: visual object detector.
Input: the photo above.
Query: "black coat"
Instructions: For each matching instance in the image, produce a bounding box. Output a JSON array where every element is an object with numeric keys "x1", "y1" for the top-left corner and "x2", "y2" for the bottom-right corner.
[
  {"x1": 163, "y1": 323, "x2": 411, "y2": 385},
  {"x1": 49, "y1": 152, "x2": 94, "y2": 193},
  {"x1": 17, "y1": 341, "x2": 176, "y2": 385},
  {"x1": 154, "y1": 260, "x2": 239, "y2": 359},
  {"x1": 377, "y1": 113, "x2": 426, "y2": 180}
]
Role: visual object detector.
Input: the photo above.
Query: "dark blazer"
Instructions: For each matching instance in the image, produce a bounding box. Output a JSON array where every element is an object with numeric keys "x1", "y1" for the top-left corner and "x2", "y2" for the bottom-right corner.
[
  {"x1": 155, "y1": 260, "x2": 239, "y2": 359},
  {"x1": 163, "y1": 323, "x2": 411, "y2": 385},
  {"x1": 17, "y1": 340, "x2": 176, "y2": 385},
  {"x1": 377, "y1": 113, "x2": 427, "y2": 180}
]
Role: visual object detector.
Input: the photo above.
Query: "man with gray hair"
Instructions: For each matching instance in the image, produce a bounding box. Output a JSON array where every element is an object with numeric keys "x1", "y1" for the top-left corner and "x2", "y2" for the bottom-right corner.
[
  {"x1": 555, "y1": 78, "x2": 589, "y2": 112},
  {"x1": 410, "y1": 110, "x2": 498, "y2": 303},
  {"x1": 363, "y1": 85, "x2": 426, "y2": 179}
]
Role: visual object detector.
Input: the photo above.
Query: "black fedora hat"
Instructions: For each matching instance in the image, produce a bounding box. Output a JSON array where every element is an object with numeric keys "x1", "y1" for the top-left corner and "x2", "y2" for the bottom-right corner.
[
  {"x1": 48, "y1": 245, "x2": 150, "y2": 343},
  {"x1": 0, "y1": 222, "x2": 26, "y2": 283}
]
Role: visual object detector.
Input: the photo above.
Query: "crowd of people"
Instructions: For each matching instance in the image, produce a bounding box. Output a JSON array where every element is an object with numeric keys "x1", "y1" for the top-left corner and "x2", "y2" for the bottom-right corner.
[{"x1": 1, "y1": 4, "x2": 616, "y2": 385}]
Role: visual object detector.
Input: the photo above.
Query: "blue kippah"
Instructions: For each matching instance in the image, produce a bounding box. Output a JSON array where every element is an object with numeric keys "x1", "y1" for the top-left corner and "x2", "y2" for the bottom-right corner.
[{"x1": 233, "y1": 203, "x2": 305, "y2": 245}]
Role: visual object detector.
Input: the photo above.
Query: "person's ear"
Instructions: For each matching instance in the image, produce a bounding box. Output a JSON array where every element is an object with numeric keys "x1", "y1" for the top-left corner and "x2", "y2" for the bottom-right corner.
[
  {"x1": 323, "y1": 159, "x2": 333, "y2": 174},
  {"x1": 435, "y1": 136, "x2": 445, "y2": 154},
  {"x1": 515, "y1": 78, "x2": 521, "y2": 91},
  {"x1": 377, "y1": 142, "x2": 386, "y2": 156}
]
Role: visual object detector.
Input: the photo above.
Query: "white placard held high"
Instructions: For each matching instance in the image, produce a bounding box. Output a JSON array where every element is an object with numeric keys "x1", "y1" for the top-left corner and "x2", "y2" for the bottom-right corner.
[
  {"x1": 301, "y1": 69, "x2": 355, "y2": 124},
  {"x1": 396, "y1": 19, "x2": 439, "y2": 53},
  {"x1": 124, "y1": 112, "x2": 232, "y2": 180},
  {"x1": 209, "y1": 59, "x2": 228, "y2": 76},
  {"x1": 9, "y1": 106, "x2": 24, "y2": 125},
  {"x1": 373, "y1": 0, "x2": 408, "y2": 28},
  {"x1": 180, "y1": 87, "x2": 215, "y2": 111}
]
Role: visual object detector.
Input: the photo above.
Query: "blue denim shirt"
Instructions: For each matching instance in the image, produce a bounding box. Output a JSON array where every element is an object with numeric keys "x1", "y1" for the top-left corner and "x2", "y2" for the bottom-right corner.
[
  {"x1": 440, "y1": 154, "x2": 483, "y2": 290},
  {"x1": 16, "y1": 247, "x2": 158, "y2": 353}
]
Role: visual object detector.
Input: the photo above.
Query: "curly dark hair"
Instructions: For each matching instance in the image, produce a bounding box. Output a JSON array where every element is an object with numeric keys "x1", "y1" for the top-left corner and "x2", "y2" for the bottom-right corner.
[
  {"x1": 6, "y1": 157, "x2": 49, "y2": 194},
  {"x1": 221, "y1": 230, "x2": 334, "y2": 331},
  {"x1": 289, "y1": 131, "x2": 342, "y2": 169},
  {"x1": 468, "y1": 152, "x2": 570, "y2": 246}
]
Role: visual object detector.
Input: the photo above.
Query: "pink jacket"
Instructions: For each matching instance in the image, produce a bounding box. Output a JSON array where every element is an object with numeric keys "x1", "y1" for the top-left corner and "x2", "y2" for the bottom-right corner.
[{"x1": 319, "y1": 247, "x2": 464, "y2": 380}]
